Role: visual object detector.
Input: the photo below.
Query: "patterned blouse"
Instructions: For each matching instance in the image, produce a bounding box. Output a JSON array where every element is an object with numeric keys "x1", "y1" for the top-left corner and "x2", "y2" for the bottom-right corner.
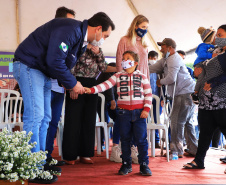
[
  {"x1": 198, "y1": 53, "x2": 226, "y2": 110},
  {"x1": 71, "y1": 48, "x2": 107, "y2": 78}
]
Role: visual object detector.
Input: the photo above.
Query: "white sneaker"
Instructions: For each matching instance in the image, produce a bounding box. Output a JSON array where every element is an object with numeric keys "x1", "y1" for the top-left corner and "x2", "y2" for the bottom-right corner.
[
  {"x1": 110, "y1": 145, "x2": 122, "y2": 163},
  {"x1": 131, "y1": 145, "x2": 139, "y2": 164}
]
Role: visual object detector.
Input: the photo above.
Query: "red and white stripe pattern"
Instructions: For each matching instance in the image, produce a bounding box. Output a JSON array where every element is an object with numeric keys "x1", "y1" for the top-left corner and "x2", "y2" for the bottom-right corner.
[{"x1": 90, "y1": 70, "x2": 152, "y2": 112}]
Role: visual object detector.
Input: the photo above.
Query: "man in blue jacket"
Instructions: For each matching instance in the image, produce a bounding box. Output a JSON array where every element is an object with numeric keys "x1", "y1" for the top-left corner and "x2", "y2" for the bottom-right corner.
[{"x1": 13, "y1": 12, "x2": 115, "y2": 184}]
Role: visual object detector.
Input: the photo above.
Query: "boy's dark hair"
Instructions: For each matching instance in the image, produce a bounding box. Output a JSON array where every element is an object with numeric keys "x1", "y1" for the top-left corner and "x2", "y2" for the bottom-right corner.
[
  {"x1": 123, "y1": 51, "x2": 139, "y2": 63},
  {"x1": 177, "y1": 50, "x2": 186, "y2": 56},
  {"x1": 88, "y1": 12, "x2": 115, "y2": 32},
  {"x1": 55, "y1": 6, "x2": 75, "y2": 18},
  {"x1": 148, "y1": 51, "x2": 158, "y2": 59},
  {"x1": 218, "y1": 24, "x2": 226, "y2": 32}
]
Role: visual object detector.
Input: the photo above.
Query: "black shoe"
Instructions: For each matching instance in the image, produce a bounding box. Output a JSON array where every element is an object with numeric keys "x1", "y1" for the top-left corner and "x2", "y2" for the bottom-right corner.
[
  {"x1": 220, "y1": 156, "x2": 226, "y2": 161},
  {"x1": 29, "y1": 175, "x2": 58, "y2": 184},
  {"x1": 155, "y1": 142, "x2": 161, "y2": 149},
  {"x1": 46, "y1": 157, "x2": 66, "y2": 166},
  {"x1": 44, "y1": 163, "x2": 62, "y2": 173},
  {"x1": 191, "y1": 93, "x2": 199, "y2": 104},
  {"x1": 118, "y1": 162, "x2": 132, "y2": 175},
  {"x1": 140, "y1": 162, "x2": 152, "y2": 176}
]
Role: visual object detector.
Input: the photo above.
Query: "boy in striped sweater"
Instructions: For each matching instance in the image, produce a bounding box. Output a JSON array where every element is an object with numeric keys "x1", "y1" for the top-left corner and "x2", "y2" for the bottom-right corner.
[{"x1": 85, "y1": 51, "x2": 152, "y2": 176}]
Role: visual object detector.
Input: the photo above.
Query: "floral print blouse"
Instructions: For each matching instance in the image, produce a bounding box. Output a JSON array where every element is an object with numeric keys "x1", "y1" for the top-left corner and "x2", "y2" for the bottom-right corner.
[{"x1": 71, "y1": 48, "x2": 107, "y2": 78}]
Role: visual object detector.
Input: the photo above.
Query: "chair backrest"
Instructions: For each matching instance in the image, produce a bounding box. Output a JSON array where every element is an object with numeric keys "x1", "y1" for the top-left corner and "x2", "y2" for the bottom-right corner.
[
  {"x1": 0, "y1": 89, "x2": 20, "y2": 124},
  {"x1": 97, "y1": 93, "x2": 105, "y2": 122},
  {"x1": 148, "y1": 94, "x2": 161, "y2": 124},
  {"x1": 6, "y1": 97, "x2": 23, "y2": 123}
]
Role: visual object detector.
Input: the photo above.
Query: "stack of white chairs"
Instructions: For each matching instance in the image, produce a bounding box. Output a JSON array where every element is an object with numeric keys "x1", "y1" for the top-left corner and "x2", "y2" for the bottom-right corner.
[
  {"x1": 96, "y1": 93, "x2": 109, "y2": 159},
  {"x1": 0, "y1": 89, "x2": 21, "y2": 132},
  {"x1": 146, "y1": 94, "x2": 170, "y2": 162}
]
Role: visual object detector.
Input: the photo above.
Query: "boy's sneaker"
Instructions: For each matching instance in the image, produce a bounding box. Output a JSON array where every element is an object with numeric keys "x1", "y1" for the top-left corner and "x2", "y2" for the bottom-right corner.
[
  {"x1": 110, "y1": 145, "x2": 122, "y2": 163},
  {"x1": 131, "y1": 145, "x2": 139, "y2": 164},
  {"x1": 29, "y1": 175, "x2": 58, "y2": 184},
  {"x1": 140, "y1": 162, "x2": 152, "y2": 176},
  {"x1": 118, "y1": 162, "x2": 132, "y2": 175}
]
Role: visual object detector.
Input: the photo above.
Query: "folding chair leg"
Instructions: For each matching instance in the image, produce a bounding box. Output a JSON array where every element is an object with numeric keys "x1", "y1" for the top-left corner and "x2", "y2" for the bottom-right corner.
[
  {"x1": 96, "y1": 127, "x2": 101, "y2": 155},
  {"x1": 151, "y1": 129, "x2": 155, "y2": 157},
  {"x1": 103, "y1": 125, "x2": 109, "y2": 159}
]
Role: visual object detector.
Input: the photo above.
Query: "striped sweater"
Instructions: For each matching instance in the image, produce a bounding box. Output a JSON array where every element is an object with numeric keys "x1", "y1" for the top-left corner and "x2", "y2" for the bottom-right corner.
[{"x1": 90, "y1": 70, "x2": 152, "y2": 112}]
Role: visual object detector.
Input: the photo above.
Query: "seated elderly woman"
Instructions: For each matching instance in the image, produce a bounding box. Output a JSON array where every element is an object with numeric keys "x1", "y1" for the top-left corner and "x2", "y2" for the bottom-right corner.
[{"x1": 183, "y1": 24, "x2": 226, "y2": 171}]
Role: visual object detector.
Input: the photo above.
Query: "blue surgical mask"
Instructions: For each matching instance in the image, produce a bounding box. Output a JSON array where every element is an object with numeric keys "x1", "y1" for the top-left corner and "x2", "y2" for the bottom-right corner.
[
  {"x1": 215, "y1": 37, "x2": 226, "y2": 47},
  {"x1": 135, "y1": 28, "x2": 147, "y2": 38},
  {"x1": 164, "y1": 51, "x2": 170, "y2": 59}
]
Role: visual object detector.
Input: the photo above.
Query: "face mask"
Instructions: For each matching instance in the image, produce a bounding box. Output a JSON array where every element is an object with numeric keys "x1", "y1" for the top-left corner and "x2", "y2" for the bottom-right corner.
[
  {"x1": 121, "y1": 60, "x2": 135, "y2": 69},
  {"x1": 91, "y1": 30, "x2": 105, "y2": 47},
  {"x1": 215, "y1": 37, "x2": 226, "y2": 47},
  {"x1": 165, "y1": 51, "x2": 170, "y2": 58},
  {"x1": 135, "y1": 28, "x2": 147, "y2": 38},
  {"x1": 148, "y1": 60, "x2": 156, "y2": 65}
]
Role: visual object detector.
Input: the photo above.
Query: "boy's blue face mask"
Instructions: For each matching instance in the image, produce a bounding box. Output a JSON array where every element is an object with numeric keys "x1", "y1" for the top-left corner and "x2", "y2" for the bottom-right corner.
[{"x1": 135, "y1": 28, "x2": 147, "y2": 38}]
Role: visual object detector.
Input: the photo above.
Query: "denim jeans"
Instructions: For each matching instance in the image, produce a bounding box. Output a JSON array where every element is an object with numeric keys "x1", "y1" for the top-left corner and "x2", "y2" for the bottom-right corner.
[
  {"x1": 13, "y1": 62, "x2": 51, "y2": 153},
  {"x1": 46, "y1": 91, "x2": 64, "y2": 159},
  {"x1": 117, "y1": 108, "x2": 149, "y2": 164}
]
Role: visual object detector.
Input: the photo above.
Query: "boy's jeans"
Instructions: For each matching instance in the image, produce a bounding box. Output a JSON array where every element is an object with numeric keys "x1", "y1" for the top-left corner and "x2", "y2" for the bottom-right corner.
[
  {"x1": 13, "y1": 62, "x2": 51, "y2": 153},
  {"x1": 117, "y1": 108, "x2": 149, "y2": 164}
]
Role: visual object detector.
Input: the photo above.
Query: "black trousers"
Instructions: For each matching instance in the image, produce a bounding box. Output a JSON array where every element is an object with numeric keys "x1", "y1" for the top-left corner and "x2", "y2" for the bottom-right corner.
[
  {"x1": 62, "y1": 77, "x2": 98, "y2": 160},
  {"x1": 194, "y1": 109, "x2": 226, "y2": 167}
]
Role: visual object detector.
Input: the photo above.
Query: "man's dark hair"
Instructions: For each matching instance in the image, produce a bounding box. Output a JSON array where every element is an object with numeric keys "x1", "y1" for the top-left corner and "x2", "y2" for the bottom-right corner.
[
  {"x1": 148, "y1": 51, "x2": 158, "y2": 59},
  {"x1": 177, "y1": 50, "x2": 186, "y2": 56},
  {"x1": 218, "y1": 24, "x2": 226, "y2": 32},
  {"x1": 55, "y1": 6, "x2": 75, "y2": 18},
  {"x1": 88, "y1": 12, "x2": 115, "y2": 32}
]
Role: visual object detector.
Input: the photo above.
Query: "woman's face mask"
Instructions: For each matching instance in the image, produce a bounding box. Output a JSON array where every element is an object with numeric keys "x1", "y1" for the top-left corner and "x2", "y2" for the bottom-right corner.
[
  {"x1": 215, "y1": 37, "x2": 226, "y2": 47},
  {"x1": 121, "y1": 60, "x2": 135, "y2": 69},
  {"x1": 135, "y1": 28, "x2": 147, "y2": 38}
]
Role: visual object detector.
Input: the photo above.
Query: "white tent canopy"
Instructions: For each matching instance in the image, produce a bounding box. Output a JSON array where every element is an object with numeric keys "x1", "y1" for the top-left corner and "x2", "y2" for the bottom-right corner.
[{"x1": 1, "y1": 0, "x2": 226, "y2": 57}]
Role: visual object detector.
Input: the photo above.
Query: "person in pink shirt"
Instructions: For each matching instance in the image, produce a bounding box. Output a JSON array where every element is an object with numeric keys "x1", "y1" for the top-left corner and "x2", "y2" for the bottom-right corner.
[{"x1": 114, "y1": 14, "x2": 149, "y2": 163}]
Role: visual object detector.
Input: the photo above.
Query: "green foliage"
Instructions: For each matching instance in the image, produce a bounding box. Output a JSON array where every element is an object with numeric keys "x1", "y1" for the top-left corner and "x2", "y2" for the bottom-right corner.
[{"x1": 186, "y1": 63, "x2": 194, "y2": 70}]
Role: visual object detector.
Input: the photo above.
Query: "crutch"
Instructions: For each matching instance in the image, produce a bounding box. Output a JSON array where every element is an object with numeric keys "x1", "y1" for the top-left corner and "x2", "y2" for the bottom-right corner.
[{"x1": 158, "y1": 74, "x2": 177, "y2": 156}]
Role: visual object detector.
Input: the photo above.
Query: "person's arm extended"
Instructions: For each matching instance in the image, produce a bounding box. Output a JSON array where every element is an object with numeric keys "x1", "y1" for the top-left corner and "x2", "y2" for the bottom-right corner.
[
  {"x1": 149, "y1": 59, "x2": 164, "y2": 74},
  {"x1": 86, "y1": 74, "x2": 117, "y2": 94}
]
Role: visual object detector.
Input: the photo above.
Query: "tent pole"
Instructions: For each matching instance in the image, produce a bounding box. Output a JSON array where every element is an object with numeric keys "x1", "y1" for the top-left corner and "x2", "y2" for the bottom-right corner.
[
  {"x1": 126, "y1": 0, "x2": 161, "y2": 54},
  {"x1": 16, "y1": 0, "x2": 20, "y2": 46}
]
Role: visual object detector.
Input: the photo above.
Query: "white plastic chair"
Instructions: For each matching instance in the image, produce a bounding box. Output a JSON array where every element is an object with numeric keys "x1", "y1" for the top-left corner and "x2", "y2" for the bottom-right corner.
[
  {"x1": 56, "y1": 94, "x2": 66, "y2": 158},
  {"x1": 96, "y1": 93, "x2": 109, "y2": 159},
  {"x1": 0, "y1": 89, "x2": 20, "y2": 131},
  {"x1": 147, "y1": 94, "x2": 170, "y2": 162},
  {"x1": 7, "y1": 97, "x2": 23, "y2": 131}
]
